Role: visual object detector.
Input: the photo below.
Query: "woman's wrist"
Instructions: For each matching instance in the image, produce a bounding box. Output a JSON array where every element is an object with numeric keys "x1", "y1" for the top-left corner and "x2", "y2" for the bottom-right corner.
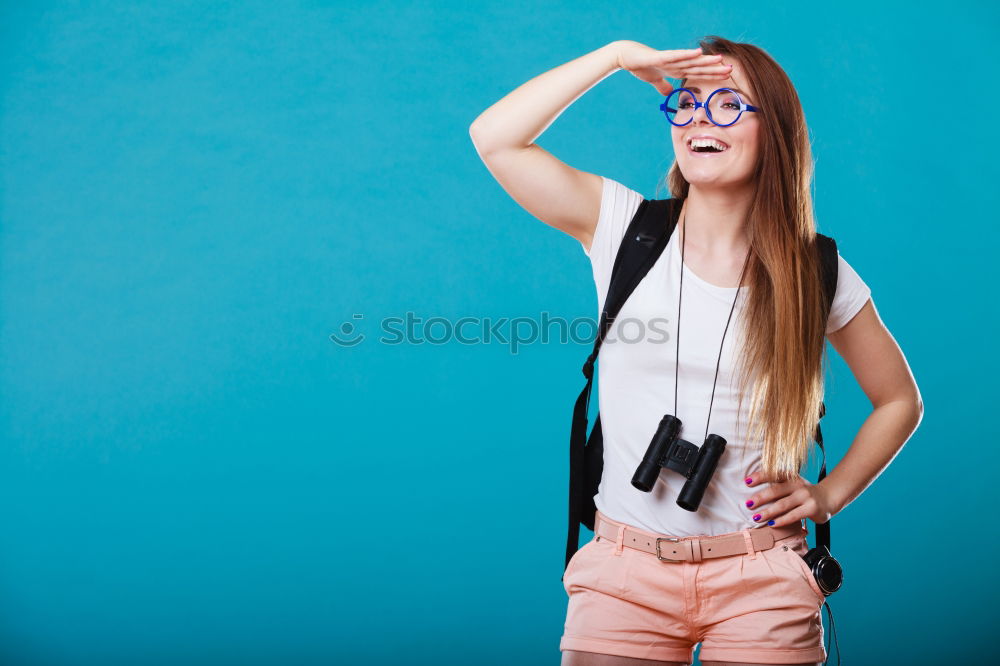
[
  {"x1": 605, "y1": 40, "x2": 626, "y2": 71},
  {"x1": 606, "y1": 40, "x2": 639, "y2": 72}
]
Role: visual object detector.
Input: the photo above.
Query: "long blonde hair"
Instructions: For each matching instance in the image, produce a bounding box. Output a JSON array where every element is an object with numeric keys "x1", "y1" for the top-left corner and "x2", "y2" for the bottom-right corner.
[{"x1": 657, "y1": 35, "x2": 831, "y2": 481}]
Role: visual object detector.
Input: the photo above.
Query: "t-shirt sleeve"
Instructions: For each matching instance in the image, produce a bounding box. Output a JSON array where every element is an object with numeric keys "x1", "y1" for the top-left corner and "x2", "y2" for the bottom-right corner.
[
  {"x1": 583, "y1": 176, "x2": 645, "y2": 312},
  {"x1": 825, "y1": 252, "x2": 872, "y2": 335}
]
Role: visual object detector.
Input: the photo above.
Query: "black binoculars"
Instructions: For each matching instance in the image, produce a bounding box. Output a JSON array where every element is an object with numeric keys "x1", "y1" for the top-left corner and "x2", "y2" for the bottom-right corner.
[{"x1": 631, "y1": 414, "x2": 726, "y2": 511}]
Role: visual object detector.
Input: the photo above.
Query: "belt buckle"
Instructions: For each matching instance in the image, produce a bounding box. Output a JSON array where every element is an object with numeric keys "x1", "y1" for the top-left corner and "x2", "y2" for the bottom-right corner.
[{"x1": 656, "y1": 537, "x2": 683, "y2": 562}]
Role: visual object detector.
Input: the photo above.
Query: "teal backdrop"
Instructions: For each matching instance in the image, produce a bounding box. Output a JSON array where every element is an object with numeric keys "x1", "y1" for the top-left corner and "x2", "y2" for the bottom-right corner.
[{"x1": 1, "y1": 1, "x2": 994, "y2": 664}]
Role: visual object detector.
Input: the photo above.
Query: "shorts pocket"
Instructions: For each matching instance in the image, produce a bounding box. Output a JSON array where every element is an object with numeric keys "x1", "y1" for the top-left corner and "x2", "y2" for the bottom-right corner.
[
  {"x1": 562, "y1": 536, "x2": 614, "y2": 593},
  {"x1": 563, "y1": 538, "x2": 596, "y2": 584},
  {"x1": 776, "y1": 538, "x2": 827, "y2": 603}
]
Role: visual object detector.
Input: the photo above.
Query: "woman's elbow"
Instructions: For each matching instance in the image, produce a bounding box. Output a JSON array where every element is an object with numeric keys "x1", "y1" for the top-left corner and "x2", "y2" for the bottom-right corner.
[
  {"x1": 876, "y1": 388, "x2": 923, "y2": 429},
  {"x1": 902, "y1": 387, "x2": 924, "y2": 430}
]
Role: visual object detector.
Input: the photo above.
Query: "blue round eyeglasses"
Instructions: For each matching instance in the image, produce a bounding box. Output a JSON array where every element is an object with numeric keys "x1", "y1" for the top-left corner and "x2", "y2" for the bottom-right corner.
[{"x1": 659, "y1": 87, "x2": 761, "y2": 127}]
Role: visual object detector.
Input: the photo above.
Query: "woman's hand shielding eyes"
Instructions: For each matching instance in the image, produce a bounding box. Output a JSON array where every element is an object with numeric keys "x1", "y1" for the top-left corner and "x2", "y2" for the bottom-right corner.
[{"x1": 613, "y1": 41, "x2": 733, "y2": 97}]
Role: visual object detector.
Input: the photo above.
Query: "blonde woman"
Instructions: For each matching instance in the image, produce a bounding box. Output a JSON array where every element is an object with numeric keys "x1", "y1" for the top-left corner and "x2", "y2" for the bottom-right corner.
[{"x1": 470, "y1": 37, "x2": 922, "y2": 666}]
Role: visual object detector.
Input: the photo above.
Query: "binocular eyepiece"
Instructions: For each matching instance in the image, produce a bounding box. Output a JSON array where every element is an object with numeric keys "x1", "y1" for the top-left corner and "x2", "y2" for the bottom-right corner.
[{"x1": 631, "y1": 414, "x2": 727, "y2": 511}]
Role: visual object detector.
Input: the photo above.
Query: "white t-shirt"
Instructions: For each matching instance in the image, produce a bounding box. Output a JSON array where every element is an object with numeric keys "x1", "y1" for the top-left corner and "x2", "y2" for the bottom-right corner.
[{"x1": 582, "y1": 176, "x2": 872, "y2": 537}]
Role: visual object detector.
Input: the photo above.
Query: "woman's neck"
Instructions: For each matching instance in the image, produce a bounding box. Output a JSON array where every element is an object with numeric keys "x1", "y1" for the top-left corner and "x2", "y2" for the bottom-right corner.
[{"x1": 680, "y1": 184, "x2": 754, "y2": 256}]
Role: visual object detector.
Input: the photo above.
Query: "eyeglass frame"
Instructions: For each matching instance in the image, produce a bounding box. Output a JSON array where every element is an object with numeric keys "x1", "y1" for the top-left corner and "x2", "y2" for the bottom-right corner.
[{"x1": 659, "y1": 87, "x2": 761, "y2": 127}]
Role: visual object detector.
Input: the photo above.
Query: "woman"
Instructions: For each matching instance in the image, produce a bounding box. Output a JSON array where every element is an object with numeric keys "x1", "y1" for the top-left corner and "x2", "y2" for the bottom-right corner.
[{"x1": 469, "y1": 36, "x2": 923, "y2": 666}]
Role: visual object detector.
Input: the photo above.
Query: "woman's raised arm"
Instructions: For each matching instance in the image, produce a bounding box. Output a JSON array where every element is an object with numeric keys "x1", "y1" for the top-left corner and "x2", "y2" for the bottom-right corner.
[{"x1": 469, "y1": 41, "x2": 729, "y2": 252}]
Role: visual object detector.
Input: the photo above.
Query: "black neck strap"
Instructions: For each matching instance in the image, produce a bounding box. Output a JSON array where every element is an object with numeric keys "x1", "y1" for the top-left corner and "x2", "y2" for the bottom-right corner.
[{"x1": 675, "y1": 205, "x2": 752, "y2": 442}]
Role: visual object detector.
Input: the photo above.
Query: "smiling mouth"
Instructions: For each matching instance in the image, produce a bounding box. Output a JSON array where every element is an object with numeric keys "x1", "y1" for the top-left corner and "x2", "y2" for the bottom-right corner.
[{"x1": 687, "y1": 138, "x2": 730, "y2": 155}]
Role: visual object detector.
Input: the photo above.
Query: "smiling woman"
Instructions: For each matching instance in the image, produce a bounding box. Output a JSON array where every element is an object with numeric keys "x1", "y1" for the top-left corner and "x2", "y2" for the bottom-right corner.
[{"x1": 470, "y1": 34, "x2": 922, "y2": 666}]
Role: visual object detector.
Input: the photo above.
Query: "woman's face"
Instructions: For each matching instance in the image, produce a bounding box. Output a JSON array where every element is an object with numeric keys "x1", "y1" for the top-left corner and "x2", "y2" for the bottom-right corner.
[{"x1": 670, "y1": 59, "x2": 761, "y2": 191}]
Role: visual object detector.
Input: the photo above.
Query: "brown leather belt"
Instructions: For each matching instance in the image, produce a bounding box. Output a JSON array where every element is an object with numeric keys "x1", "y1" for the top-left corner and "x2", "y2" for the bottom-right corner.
[{"x1": 594, "y1": 512, "x2": 805, "y2": 563}]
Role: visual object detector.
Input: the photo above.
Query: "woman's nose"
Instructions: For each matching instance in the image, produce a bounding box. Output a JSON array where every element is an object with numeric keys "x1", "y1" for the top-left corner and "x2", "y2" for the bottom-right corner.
[{"x1": 692, "y1": 102, "x2": 713, "y2": 125}]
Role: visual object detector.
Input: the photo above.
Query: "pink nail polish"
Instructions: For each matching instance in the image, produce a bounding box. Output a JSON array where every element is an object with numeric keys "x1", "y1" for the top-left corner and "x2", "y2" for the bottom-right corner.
[
  {"x1": 745, "y1": 478, "x2": 752, "y2": 485},
  {"x1": 746, "y1": 500, "x2": 754, "y2": 508},
  {"x1": 753, "y1": 514, "x2": 761, "y2": 521}
]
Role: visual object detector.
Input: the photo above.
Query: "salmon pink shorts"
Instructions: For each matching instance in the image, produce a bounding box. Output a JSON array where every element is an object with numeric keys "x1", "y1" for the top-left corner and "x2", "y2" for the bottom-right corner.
[{"x1": 560, "y1": 509, "x2": 827, "y2": 664}]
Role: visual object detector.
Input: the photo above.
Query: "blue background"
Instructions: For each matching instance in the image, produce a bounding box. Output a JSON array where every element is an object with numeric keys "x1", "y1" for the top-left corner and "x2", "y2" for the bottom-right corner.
[{"x1": 1, "y1": 1, "x2": 994, "y2": 664}]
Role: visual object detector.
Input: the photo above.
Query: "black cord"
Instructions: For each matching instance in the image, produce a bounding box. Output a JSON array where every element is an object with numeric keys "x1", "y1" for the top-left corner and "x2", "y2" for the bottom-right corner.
[
  {"x1": 674, "y1": 204, "x2": 753, "y2": 442},
  {"x1": 673, "y1": 209, "x2": 684, "y2": 417},
  {"x1": 822, "y1": 598, "x2": 840, "y2": 666}
]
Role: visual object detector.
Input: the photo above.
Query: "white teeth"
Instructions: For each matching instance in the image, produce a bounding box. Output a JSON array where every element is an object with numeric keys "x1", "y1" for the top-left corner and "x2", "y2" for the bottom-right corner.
[{"x1": 689, "y1": 138, "x2": 728, "y2": 151}]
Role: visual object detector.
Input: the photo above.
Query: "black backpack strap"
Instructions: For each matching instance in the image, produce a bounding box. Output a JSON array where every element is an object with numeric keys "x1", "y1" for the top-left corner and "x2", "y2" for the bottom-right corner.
[
  {"x1": 565, "y1": 197, "x2": 681, "y2": 576},
  {"x1": 816, "y1": 233, "x2": 838, "y2": 317},
  {"x1": 814, "y1": 233, "x2": 838, "y2": 554}
]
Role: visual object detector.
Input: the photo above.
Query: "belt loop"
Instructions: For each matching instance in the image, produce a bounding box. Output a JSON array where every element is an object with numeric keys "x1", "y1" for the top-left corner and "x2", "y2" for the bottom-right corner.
[
  {"x1": 614, "y1": 525, "x2": 625, "y2": 556},
  {"x1": 741, "y1": 529, "x2": 757, "y2": 560},
  {"x1": 689, "y1": 537, "x2": 703, "y2": 563}
]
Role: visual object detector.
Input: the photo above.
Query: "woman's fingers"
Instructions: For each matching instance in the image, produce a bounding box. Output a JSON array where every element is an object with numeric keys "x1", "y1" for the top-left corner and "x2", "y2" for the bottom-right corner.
[
  {"x1": 659, "y1": 57, "x2": 731, "y2": 81},
  {"x1": 662, "y1": 48, "x2": 708, "y2": 61},
  {"x1": 621, "y1": 47, "x2": 732, "y2": 96},
  {"x1": 668, "y1": 53, "x2": 723, "y2": 65},
  {"x1": 678, "y1": 64, "x2": 733, "y2": 76},
  {"x1": 636, "y1": 50, "x2": 708, "y2": 71},
  {"x1": 674, "y1": 56, "x2": 728, "y2": 70}
]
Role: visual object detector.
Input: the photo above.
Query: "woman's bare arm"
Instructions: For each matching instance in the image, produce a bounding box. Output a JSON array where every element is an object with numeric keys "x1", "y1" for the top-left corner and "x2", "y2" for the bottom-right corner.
[
  {"x1": 469, "y1": 42, "x2": 622, "y2": 250},
  {"x1": 469, "y1": 41, "x2": 729, "y2": 252},
  {"x1": 821, "y1": 299, "x2": 924, "y2": 514}
]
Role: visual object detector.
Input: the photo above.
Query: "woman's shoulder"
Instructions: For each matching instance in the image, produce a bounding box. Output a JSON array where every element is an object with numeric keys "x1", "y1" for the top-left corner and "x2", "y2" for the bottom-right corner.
[
  {"x1": 827, "y1": 251, "x2": 872, "y2": 335},
  {"x1": 586, "y1": 176, "x2": 645, "y2": 260}
]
